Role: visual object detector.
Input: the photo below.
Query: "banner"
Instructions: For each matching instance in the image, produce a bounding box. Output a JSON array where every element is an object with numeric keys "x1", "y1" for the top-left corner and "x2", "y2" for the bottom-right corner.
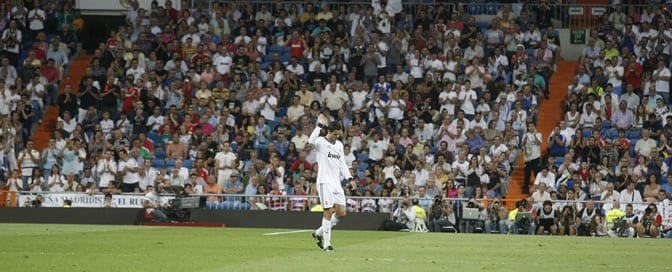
[
  {"x1": 570, "y1": 29, "x2": 586, "y2": 45},
  {"x1": 18, "y1": 193, "x2": 173, "y2": 208}
]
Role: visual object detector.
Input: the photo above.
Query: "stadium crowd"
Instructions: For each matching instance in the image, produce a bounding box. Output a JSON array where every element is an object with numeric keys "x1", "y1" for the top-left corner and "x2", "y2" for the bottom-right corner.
[{"x1": 0, "y1": 0, "x2": 671, "y2": 237}]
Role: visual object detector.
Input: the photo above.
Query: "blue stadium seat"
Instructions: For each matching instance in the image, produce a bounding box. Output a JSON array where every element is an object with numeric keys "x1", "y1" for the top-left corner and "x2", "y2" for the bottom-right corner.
[
  {"x1": 147, "y1": 131, "x2": 159, "y2": 144},
  {"x1": 602, "y1": 121, "x2": 611, "y2": 130},
  {"x1": 152, "y1": 159, "x2": 165, "y2": 168},
  {"x1": 554, "y1": 156, "x2": 564, "y2": 168},
  {"x1": 280, "y1": 52, "x2": 291, "y2": 64},
  {"x1": 526, "y1": 49, "x2": 536, "y2": 58},
  {"x1": 165, "y1": 160, "x2": 176, "y2": 169},
  {"x1": 358, "y1": 162, "x2": 369, "y2": 172},
  {"x1": 268, "y1": 46, "x2": 284, "y2": 55},
  {"x1": 154, "y1": 149, "x2": 166, "y2": 160},
  {"x1": 485, "y1": 3, "x2": 499, "y2": 15},
  {"x1": 468, "y1": 5, "x2": 482, "y2": 15},
  {"x1": 582, "y1": 130, "x2": 592, "y2": 139},
  {"x1": 627, "y1": 130, "x2": 641, "y2": 140},
  {"x1": 357, "y1": 153, "x2": 369, "y2": 162},
  {"x1": 183, "y1": 160, "x2": 193, "y2": 169},
  {"x1": 278, "y1": 107, "x2": 287, "y2": 117}
]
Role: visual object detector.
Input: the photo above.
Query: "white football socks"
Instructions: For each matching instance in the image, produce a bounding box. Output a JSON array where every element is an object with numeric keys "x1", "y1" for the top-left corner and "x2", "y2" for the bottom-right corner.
[
  {"x1": 321, "y1": 217, "x2": 331, "y2": 248},
  {"x1": 331, "y1": 216, "x2": 339, "y2": 227}
]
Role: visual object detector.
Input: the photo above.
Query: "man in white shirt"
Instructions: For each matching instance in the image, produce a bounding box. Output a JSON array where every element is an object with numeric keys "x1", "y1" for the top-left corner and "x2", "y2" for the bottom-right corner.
[
  {"x1": 322, "y1": 75, "x2": 349, "y2": 118},
  {"x1": 214, "y1": 143, "x2": 237, "y2": 185},
  {"x1": 522, "y1": 123, "x2": 542, "y2": 194},
  {"x1": 291, "y1": 129, "x2": 309, "y2": 151},
  {"x1": 286, "y1": 96, "x2": 304, "y2": 125},
  {"x1": 118, "y1": 149, "x2": 140, "y2": 192},
  {"x1": 414, "y1": 119, "x2": 434, "y2": 145},
  {"x1": 174, "y1": 159, "x2": 190, "y2": 185},
  {"x1": 634, "y1": 129, "x2": 656, "y2": 158},
  {"x1": 619, "y1": 182, "x2": 643, "y2": 204},
  {"x1": 350, "y1": 85, "x2": 368, "y2": 113},
  {"x1": 17, "y1": 140, "x2": 40, "y2": 189},
  {"x1": 601, "y1": 183, "x2": 620, "y2": 203},
  {"x1": 97, "y1": 150, "x2": 117, "y2": 189},
  {"x1": 309, "y1": 114, "x2": 356, "y2": 252},
  {"x1": 412, "y1": 160, "x2": 429, "y2": 188},
  {"x1": 212, "y1": 46, "x2": 232, "y2": 76},
  {"x1": 258, "y1": 88, "x2": 278, "y2": 122},
  {"x1": 125, "y1": 59, "x2": 145, "y2": 82},
  {"x1": 286, "y1": 57, "x2": 304, "y2": 78},
  {"x1": 489, "y1": 136, "x2": 508, "y2": 158},
  {"x1": 535, "y1": 168, "x2": 556, "y2": 192},
  {"x1": 145, "y1": 106, "x2": 164, "y2": 132},
  {"x1": 143, "y1": 185, "x2": 168, "y2": 222},
  {"x1": 653, "y1": 59, "x2": 671, "y2": 103}
]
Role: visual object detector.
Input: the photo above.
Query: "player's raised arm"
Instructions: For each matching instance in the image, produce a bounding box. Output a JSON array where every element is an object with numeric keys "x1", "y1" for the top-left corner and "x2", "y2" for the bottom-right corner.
[{"x1": 309, "y1": 113, "x2": 329, "y2": 146}]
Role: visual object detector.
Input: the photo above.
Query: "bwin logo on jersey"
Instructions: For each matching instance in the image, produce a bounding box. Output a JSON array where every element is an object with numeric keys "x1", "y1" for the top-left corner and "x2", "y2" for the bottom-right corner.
[{"x1": 327, "y1": 152, "x2": 341, "y2": 160}]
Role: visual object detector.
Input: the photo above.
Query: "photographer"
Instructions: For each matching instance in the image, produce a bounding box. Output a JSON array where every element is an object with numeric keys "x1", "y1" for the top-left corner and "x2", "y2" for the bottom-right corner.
[
  {"x1": 428, "y1": 195, "x2": 455, "y2": 232},
  {"x1": 485, "y1": 198, "x2": 508, "y2": 234},
  {"x1": 576, "y1": 199, "x2": 600, "y2": 236},
  {"x1": 636, "y1": 203, "x2": 662, "y2": 238},
  {"x1": 536, "y1": 200, "x2": 558, "y2": 235},
  {"x1": 558, "y1": 205, "x2": 576, "y2": 236},
  {"x1": 380, "y1": 196, "x2": 416, "y2": 231},
  {"x1": 608, "y1": 203, "x2": 638, "y2": 238},
  {"x1": 511, "y1": 197, "x2": 536, "y2": 235},
  {"x1": 143, "y1": 185, "x2": 168, "y2": 222}
]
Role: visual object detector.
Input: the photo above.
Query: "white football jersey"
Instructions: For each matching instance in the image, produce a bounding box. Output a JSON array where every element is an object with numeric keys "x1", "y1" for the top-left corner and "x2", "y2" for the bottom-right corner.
[{"x1": 309, "y1": 127, "x2": 352, "y2": 185}]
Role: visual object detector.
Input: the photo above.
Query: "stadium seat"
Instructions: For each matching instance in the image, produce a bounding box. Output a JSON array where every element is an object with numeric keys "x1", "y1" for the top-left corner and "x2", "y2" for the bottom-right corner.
[
  {"x1": 627, "y1": 130, "x2": 641, "y2": 140},
  {"x1": 358, "y1": 162, "x2": 369, "y2": 172},
  {"x1": 468, "y1": 5, "x2": 482, "y2": 15},
  {"x1": 154, "y1": 149, "x2": 166, "y2": 160},
  {"x1": 582, "y1": 130, "x2": 591, "y2": 139},
  {"x1": 165, "y1": 160, "x2": 176, "y2": 169},
  {"x1": 357, "y1": 153, "x2": 369, "y2": 162},
  {"x1": 278, "y1": 107, "x2": 287, "y2": 117},
  {"x1": 554, "y1": 156, "x2": 564, "y2": 167},
  {"x1": 183, "y1": 160, "x2": 193, "y2": 169},
  {"x1": 485, "y1": 3, "x2": 499, "y2": 15},
  {"x1": 526, "y1": 49, "x2": 536, "y2": 58},
  {"x1": 602, "y1": 121, "x2": 611, "y2": 130},
  {"x1": 147, "y1": 131, "x2": 159, "y2": 144},
  {"x1": 413, "y1": 218, "x2": 429, "y2": 232},
  {"x1": 152, "y1": 159, "x2": 165, "y2": 168},
  {"x1": 268, "y1": 46, "x2": 284, "y2": 55}
]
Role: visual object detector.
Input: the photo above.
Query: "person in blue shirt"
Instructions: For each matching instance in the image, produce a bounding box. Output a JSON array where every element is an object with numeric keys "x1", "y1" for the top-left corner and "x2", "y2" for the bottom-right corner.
[
  {"x1": 310, "y1": 19, "x2": 331, "y2": 37},
  {"x1": 547, "y1": 126, "x2": 567, "y2": 157}
]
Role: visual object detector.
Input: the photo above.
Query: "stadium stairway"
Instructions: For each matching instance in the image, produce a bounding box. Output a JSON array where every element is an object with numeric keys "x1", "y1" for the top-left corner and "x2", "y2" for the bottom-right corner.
[
  {"x1": 32, "y1": 54, "x2": 94, "y2": 150},
  {"x1": 505, "y1": 60, "x2": 578, "y2": 209}
]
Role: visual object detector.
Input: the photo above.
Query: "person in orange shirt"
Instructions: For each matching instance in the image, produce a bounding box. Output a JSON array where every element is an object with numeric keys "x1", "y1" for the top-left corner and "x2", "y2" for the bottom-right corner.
[{"x1": 203, "y1": 176, "x2": 222, "y2": 209}]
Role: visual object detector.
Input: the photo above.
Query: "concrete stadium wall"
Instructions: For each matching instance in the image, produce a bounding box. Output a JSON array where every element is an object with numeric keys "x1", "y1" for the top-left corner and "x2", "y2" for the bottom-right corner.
[{"x1": 0, "y1": 208, "x2": 389, "y2": 230}]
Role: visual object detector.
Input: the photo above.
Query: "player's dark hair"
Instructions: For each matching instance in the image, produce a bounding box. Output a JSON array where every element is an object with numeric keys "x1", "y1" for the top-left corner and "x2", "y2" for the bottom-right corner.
[{"x1": 326, "y1": 121, "x2": 341, "y2": 132}]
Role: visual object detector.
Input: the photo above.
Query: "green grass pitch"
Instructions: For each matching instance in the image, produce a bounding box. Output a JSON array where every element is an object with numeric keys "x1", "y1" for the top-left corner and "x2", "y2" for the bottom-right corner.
[{"x1": 0, "y1": 223, "x2": 667, "y2": 272}]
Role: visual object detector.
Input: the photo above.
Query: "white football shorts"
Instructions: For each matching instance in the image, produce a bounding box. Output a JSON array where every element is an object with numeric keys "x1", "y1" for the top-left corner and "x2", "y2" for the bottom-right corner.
[{"x1": 317, "y1": 182, "x2": 345, "y2": 209}]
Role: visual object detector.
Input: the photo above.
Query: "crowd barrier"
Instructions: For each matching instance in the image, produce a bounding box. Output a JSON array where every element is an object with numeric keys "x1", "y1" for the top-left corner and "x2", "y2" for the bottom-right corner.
[
  {"x1": 179, "y1": 0, "x2": 656, "y2": 29},
  {"x1": 10, "y1": 191, "x2": 668, "y2": 221}
]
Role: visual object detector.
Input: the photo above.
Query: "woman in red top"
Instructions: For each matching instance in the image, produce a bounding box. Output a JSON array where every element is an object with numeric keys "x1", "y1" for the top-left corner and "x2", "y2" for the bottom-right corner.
[
  {"x1": 122, "y1": 82, "x2": 139, "y2": 113},
  {"x1": 288, "y1": 31, "x2": 306, "y2": 59}
]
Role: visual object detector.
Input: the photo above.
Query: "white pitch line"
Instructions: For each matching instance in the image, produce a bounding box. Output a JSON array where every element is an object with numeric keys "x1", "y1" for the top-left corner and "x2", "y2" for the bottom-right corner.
[{"x1": 262, "y1": 230, "x2": 313, "y2": 236}]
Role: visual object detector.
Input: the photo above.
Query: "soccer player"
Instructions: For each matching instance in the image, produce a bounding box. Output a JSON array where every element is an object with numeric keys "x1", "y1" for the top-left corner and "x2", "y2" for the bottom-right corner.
[{"x1": 310, "y1": 113, "x2": 356, "y2": 252}]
